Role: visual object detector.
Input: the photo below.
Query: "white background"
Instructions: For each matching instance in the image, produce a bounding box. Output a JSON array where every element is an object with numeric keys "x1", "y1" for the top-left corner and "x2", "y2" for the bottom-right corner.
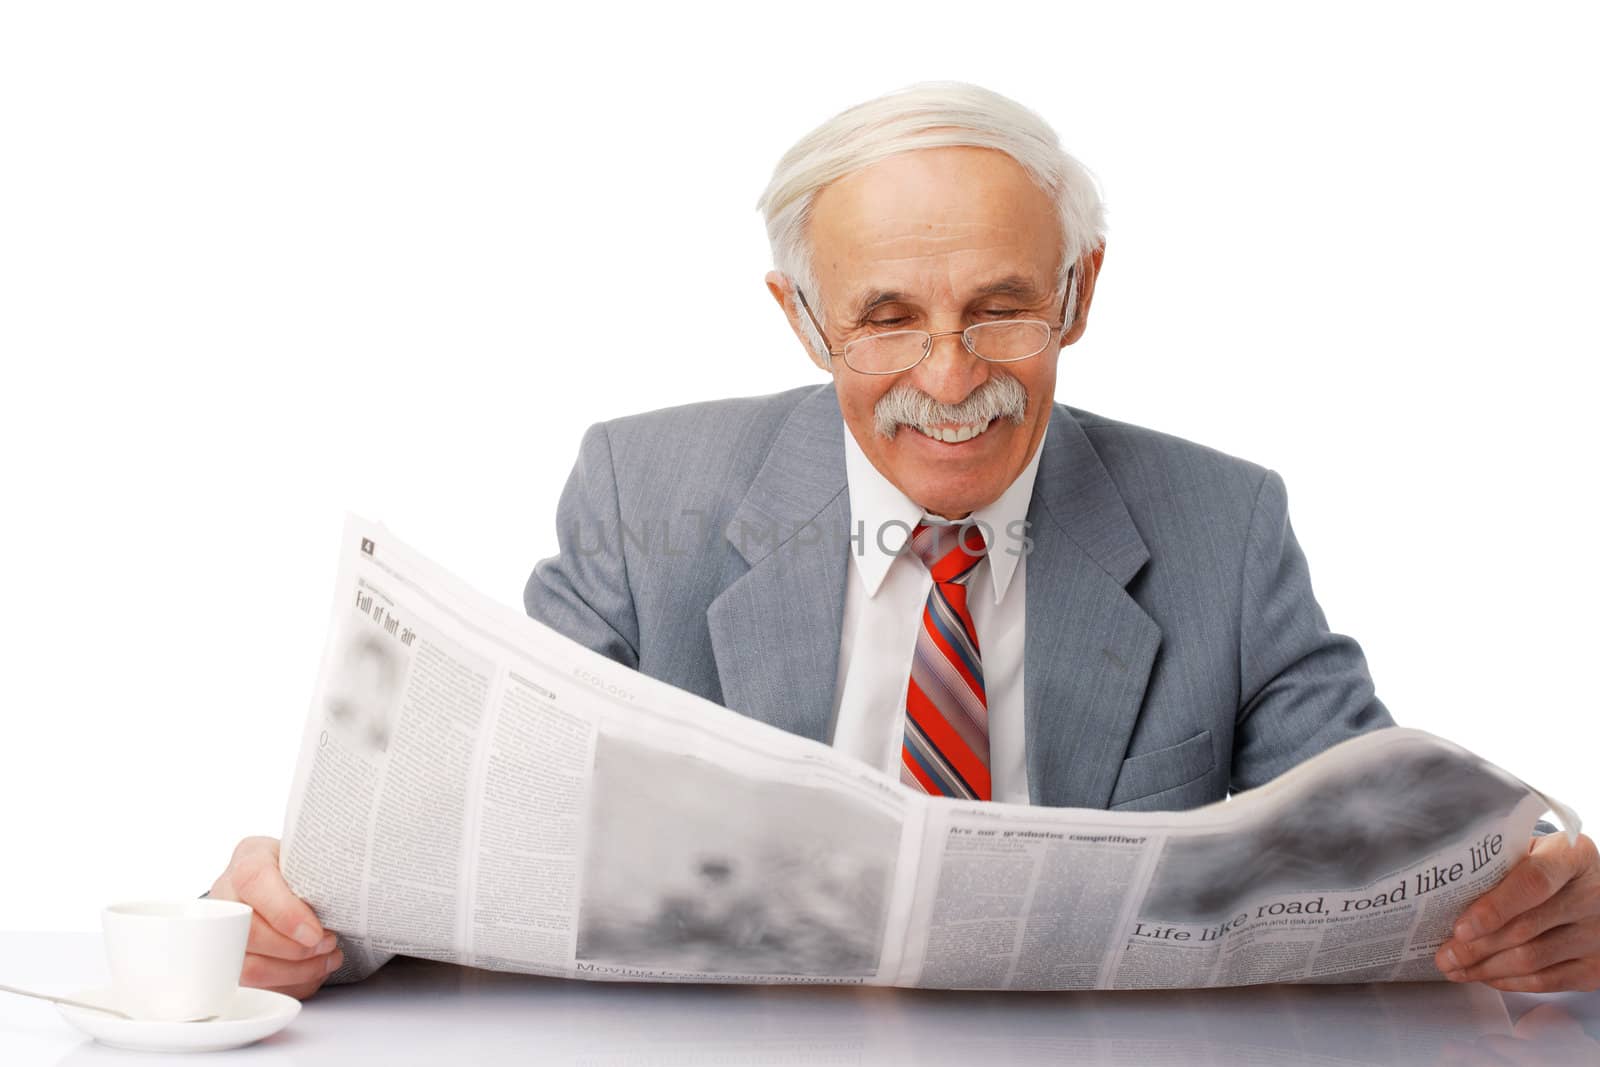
[{"x1": 2, "y1": 2, "x2": 1594, "y2": 931}]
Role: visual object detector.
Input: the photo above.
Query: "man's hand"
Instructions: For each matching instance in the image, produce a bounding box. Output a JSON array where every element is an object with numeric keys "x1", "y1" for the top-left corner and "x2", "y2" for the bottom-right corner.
[
  {"x1": 1435, "y1": 831, "x2": 1600, "y2": 992},
  {"x1": 208, "y1": 836, "x2": 343, "y2": 1001}
]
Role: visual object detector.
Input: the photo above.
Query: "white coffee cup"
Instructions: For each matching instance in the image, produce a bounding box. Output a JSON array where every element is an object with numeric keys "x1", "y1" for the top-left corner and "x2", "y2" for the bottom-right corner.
[{"x1": 101, "y1": 898, "x2": 252, "y2": 1021}]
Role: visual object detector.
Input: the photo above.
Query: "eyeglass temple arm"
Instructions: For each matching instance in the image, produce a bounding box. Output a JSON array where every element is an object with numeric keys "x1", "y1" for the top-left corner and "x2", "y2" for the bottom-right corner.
[
  {"x1": 1057, "y1": 263, "x2": 1077, "y2": 330},
  {"x1": 793, "y1": 287, "x2": 840, "y2": 357}
]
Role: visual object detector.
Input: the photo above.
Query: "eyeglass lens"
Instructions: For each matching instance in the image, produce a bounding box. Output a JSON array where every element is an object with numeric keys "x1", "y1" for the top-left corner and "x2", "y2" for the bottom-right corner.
[{"x1": 843, "y1": 320, "x2": 1051, "y2": 373}]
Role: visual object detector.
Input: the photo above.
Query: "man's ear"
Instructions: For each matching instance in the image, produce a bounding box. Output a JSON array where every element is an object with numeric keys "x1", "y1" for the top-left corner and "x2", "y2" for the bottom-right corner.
[
  {"x1": 766, "y1": 270, "x2": 832, "y2": 372},
  {"x1": 1059, "y1": 241, "x2": 1106, "y2": 348}
]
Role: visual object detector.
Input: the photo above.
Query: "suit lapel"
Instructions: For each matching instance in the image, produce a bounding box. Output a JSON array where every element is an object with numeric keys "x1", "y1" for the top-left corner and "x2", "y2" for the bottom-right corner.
[
  {"x1": 706, "y1": 389, "x2": 1161, "y2": 808},
  {"x1": 707, "y1": 385, "x2": 849, "y2": 744},
  {"x1": 1023, "y1": 405, "x2": 1161, "y2": 808}
]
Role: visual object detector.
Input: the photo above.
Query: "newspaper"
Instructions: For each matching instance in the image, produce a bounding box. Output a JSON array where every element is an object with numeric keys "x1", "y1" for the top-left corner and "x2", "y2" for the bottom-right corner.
[{"x1": 279, "y1": 515, "x2": 1580, "y2": 991}]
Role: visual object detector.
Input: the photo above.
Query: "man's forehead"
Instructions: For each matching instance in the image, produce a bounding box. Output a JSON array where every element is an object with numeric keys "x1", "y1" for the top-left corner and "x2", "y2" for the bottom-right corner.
[{"x1": 807, "y1": 153, "x2": 1062, "y2": 317}]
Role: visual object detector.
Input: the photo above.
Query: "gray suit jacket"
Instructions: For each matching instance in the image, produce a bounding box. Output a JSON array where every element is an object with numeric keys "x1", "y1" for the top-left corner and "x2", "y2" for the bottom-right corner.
[{"x1": 523, "y1": 383, "x2": 1394, "y2": 811}]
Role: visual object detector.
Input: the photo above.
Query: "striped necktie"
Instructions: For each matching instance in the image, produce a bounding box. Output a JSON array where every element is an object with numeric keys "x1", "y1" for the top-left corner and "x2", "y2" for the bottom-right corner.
[{"x1": 899, "y1": 520, "x2": 991, "y2": 801}]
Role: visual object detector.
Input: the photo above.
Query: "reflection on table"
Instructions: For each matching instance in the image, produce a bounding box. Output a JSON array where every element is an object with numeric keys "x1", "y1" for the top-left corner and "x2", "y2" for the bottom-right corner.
[{"x1": 5, "y1": 933, "x2": 1599, "y2": 1066}]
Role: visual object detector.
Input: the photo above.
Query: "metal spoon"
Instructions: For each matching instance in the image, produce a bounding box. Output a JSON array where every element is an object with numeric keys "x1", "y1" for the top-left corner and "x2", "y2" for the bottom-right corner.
[{"x1": 0, "y1": 982, "x2": 218, "y2": 1021}]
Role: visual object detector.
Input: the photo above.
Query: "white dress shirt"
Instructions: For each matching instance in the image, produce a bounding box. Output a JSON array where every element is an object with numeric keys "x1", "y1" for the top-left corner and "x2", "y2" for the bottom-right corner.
[{"x1": 828, "y1": 422, "x2": 1047, "y2": 805}]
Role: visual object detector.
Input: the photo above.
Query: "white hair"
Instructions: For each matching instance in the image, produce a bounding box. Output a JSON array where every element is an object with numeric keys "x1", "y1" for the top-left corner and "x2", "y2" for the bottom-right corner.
[{"x1": 755, "y1": 81, "x2": 1107, "y2": 366}]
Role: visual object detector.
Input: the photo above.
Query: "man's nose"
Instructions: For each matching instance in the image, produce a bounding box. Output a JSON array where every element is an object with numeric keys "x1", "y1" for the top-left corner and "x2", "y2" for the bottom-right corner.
[{"x1": 908, "y1": 330, "x2": 989, "y2": 408}]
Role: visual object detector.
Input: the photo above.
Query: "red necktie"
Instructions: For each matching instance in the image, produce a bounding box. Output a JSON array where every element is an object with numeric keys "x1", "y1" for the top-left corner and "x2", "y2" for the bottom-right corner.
[{"x1": 899, "y1": 521, "x2": 991, "y2": 800}]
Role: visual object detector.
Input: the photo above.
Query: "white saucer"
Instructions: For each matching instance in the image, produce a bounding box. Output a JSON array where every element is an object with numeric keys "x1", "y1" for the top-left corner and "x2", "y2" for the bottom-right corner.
[{"x1": 56, "y1": 985, "x2": 300, "y2": 1053}]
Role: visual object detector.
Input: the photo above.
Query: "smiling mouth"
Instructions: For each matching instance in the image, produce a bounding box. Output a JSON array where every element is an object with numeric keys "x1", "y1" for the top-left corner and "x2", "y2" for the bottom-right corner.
[{"x1": 910, "y1": 417, "x2": 996, "y2": 444}]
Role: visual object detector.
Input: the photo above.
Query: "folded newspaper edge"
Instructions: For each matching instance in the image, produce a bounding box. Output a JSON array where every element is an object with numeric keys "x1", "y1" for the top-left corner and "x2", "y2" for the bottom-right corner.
[{"x1": 277, "y1": 513, "x2": 1581, "y2": 991}]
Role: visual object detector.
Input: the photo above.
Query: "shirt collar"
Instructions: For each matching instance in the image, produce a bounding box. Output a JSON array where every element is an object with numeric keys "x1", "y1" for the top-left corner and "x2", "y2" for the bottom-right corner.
[{"x1": 842, "y1": 420, "x2": 1047, "y2": 606}]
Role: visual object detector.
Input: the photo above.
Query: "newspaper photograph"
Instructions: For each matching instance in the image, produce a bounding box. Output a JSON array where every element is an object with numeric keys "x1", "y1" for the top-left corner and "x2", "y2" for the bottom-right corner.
[
  {"x1": 278, "y1": 515, "x2": 1579, "y2": 991},
  {"x1": 575, "y1": 730, "x2": 897, "y2": 977}
]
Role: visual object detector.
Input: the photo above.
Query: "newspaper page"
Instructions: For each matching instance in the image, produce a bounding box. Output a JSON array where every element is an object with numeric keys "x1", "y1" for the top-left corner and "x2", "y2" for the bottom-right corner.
[
  {"x1": 279, "y1": 515, "x2": 924, "y2": 988},
  {"x1": 278, "y1": 515, "x2": 1578, "y2": 991},
  {"x1": 895, "y1": 732, "x2": 1575, "y2": 990}
]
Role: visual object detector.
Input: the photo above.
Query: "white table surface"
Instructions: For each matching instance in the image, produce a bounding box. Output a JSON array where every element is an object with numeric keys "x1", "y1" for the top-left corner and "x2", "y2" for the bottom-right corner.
[{"x1": 4, "y1": 932, "x2": 1600, "y2": 1065}]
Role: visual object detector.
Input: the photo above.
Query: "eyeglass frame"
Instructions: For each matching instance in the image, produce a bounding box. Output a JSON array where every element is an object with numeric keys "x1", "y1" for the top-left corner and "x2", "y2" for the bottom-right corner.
[{"x1": 792, "y1": 264, "x2": 1076, "y2": 375}]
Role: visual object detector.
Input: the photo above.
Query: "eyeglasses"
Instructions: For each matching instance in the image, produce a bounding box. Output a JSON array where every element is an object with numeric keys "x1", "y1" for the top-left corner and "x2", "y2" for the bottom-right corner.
[{"x1": 794, "y1": 266, "x2": 1075, "y2": 375}]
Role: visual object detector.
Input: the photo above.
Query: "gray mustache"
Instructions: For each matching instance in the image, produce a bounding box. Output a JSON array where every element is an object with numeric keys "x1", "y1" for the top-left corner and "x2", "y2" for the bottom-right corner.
[{"x1": 872, "y1": 374, "x2": 1030, "y2": 440}]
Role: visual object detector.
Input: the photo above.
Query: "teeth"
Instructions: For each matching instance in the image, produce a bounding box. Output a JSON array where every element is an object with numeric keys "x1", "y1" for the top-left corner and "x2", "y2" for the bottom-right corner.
[{"x1": 915, "y1": 418, "x2": 993, "y2": 443}]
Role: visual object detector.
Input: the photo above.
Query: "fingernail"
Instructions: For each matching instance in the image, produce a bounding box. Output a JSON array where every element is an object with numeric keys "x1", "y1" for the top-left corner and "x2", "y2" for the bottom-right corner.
[
  {"x1": 326, "y1": 951, "x2": 343, "y2": 974},
  {"x1": 1445, "y1": 969, "x2": 1466, "y2": 982},
  {"x1": 1439, "y1": 946, "x2": 1459, "y2": 970},
  {"x1": 292, "y1": 922, "x2": 321, "y2": 948},
  {"x1": 316, "y1": 934, "x2": 337, "y2": 954},
  {"x1": 1454, "y1": 918, "x2": 1480, "y2": 941}
]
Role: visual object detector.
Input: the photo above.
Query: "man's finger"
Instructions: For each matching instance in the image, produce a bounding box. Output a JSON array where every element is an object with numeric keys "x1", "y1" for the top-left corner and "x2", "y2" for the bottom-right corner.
[
  {"x1": 1446, "y1": 920, "x2": 1598, "y2": 983},
  {"x1": 1452, "y1": 836, "x2": 1578, "y2": 943},
  {"x1": 230, "y1": 856, "x2": 325, "y2": 948},
  {"x1": 246, "y1": 910, "x2": 337, "y2": 960},
  {"x1": 1484, "y1": 954, "x2": 1600, "y2": 994},
  {"x1": 240, "y1": 948, "x2": 343, "y2": 991},
  {"x1": 265, "y1": 980, "x2": 328, "y2": 1003},
  {"x1": 1438, "y1": 885, "x2": 1584, "y2": 972}
]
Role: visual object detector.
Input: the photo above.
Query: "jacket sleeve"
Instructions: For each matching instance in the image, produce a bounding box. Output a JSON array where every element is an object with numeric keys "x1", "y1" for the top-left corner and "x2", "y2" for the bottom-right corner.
[
  {"x1": 522, "y1": 422, "x2": 642, "y2": 669},
  {"x1": 1231, "y1": 468, "x2": 1395, "y2": 791}
]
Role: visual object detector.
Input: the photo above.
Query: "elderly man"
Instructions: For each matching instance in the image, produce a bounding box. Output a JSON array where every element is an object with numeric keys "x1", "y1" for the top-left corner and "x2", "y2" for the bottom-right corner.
[{"x1": 209, "y1": 81, "x2": 1600, "y2": 997}]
